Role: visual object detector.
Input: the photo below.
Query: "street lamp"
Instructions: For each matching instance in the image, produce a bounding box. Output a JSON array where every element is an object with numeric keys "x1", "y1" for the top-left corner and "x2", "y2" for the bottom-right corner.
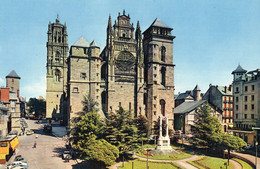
[
  {"x1": 180, "y1": 115, "x2": 184, "y2": 147},
  {"x1": 252, "y1": 127, "x2": 260, "y2": 169},
  {"x1": 146, "y1": 146, "x2": 149, "y2": 169}
]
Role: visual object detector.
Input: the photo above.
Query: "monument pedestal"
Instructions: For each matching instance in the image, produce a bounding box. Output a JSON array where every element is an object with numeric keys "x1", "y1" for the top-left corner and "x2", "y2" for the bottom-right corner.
[
  {"x1": 155, "y1": 115, "x2": 173, "y2": 151},
  {"x1": 156, "y1": 135, "x2": 173, "y2": 150}
]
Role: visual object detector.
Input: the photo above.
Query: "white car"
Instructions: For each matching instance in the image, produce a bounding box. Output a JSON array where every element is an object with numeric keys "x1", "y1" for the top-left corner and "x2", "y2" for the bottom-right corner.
[
  {"x1": 7, "y1": 161, "x2": 28, "y2": 169},
  {"x1": 244, "y1": 143, "x2": 252, "y2": 149}
]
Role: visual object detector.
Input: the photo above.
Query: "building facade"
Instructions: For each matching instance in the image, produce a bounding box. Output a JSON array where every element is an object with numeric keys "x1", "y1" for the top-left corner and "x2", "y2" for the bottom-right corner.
[
  {"x1": 174, "y1": 100, "x2": 222, "y2": 135},
  {"x1": 203, "y1": 85, "x2": 233, "y2": 133},
  {"x1": 46, "y1": 16, "x2": 68, "y2": 120},
  {"x1": 67, "y1": 37, "x2": 103, "y2": 121},
  {"x1": 0, "y1": 70, "x2": 21, "y2": 133},
  {"x1": 175, "y1": 85, "x2": 202, "y2": 107},
  {"x1": 231, "y1": 65, "x2": 260, "y2": 145},
  {"x1": 46, "y1": 11, "x2": 176, "y2": 133}
]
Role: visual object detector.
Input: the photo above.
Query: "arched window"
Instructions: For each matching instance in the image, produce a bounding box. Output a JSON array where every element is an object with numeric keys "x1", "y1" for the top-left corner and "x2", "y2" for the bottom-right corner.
[
  {"x1": 160, "y1": 99, "x2": 166, "y2": 116},
  {"x1": 55, "y1": 69, "x2": 61, "y2": 82},
  {"x1": 55, "y1": 51, "x2": 60, "y2": 62},
  {"x1": 161, "y1": 67, "x2": 166, "y2": 86},
  {"x1": 161, "y1": 46, "x2": 166, "y2": 62}
]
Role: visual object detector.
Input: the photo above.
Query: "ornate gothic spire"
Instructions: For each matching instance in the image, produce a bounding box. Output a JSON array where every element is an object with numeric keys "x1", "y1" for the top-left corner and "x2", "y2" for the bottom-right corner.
[{"x1": 107, "y1": 14, "x2": 112, "y2": 33}]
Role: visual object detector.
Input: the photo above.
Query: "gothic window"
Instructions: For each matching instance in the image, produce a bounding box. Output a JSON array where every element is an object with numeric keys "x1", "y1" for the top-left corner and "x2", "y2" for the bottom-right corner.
[
  {"x1": 55, "y1": 51, "x2": 60, "y2": 62},
  {"x1": 161, "y1": 46, "x2": 166, "y2": 62},
  {"x1": 160, "y1": 99, "x2": 166, "y2": 116},
  {"x1": 55, "y1": 69, "x2": 61, "y2": 82},
  {"x1": 161, "y1": 67, "x2": 166, "y2": 86}
]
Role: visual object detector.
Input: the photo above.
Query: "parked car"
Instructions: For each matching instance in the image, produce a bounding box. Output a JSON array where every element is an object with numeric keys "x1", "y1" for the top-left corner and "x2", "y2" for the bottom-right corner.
[
  {"x1": 14, "y1": 158, "x2": 27, "y2": 163},
  {"x1": 62, "y1": 150, "x2": 72, "y2": 161},
  {"x1": 25, "y1": 130, "x2": 34, "y2": 135},
  {"x1": 7, "y1": 161, "x2": 28, "y2": 169},
  {"x1": 44, "y1": 124, "x2": 52, "y2": 133},
  {"x1": 9, "y1": 131, "x2": 18, "y2": 135},
  {"x1": 10, "y1": 166, "x2": 26, "y2": 169},
  {"x1": 244, "y1": 143, "x2": 252, "y2": 149}
]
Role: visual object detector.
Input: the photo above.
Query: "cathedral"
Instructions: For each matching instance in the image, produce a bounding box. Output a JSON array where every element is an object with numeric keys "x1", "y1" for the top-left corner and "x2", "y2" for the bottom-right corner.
[{"x1": 46, "y1": 11, "x2": 176, "y2": 133}]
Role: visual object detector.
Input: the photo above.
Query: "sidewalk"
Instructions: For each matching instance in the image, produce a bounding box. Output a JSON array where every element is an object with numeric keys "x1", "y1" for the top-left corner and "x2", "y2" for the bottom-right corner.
[{"x1": 230, "y1": 151, "x2": 260, "y2": 169}]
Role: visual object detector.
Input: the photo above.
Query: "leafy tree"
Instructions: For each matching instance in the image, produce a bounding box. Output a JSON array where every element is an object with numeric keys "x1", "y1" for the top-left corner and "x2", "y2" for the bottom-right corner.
[
  {"x1": 222, "y1": 134, "x2": 247, "y2": 165},
  {"x1": 105, "y1": 107, "x2": 141, "y2": 155},
  {"x1": 192, "y1": 103, "x2": 222, "y2": 149},
  {"x1": 71, "y1": 94, "x2": 99, "y2": 124},
  {"x1": 73, "y1": 135, "x2": 119, "y2": 167},
  {"x1": 135, "y1": 115, "x2": 148, "y2": 144},
  {"x1": 27, "y1": 98, "x2": 46, "y2": 118},
  {"x1": 71, "y1": 111, "x2": 104, "y2": 144}
]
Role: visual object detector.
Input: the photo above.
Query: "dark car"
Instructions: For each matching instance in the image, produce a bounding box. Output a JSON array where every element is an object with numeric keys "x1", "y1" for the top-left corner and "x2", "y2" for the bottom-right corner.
[{"x1": 44, "y1": 124, "x2": 52, "y2": 133}]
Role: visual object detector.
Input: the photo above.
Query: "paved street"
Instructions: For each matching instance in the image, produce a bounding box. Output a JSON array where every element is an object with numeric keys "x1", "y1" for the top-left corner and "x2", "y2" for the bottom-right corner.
[{"x1": 9, "y1": 119, "x2": 77, "y2": 169}]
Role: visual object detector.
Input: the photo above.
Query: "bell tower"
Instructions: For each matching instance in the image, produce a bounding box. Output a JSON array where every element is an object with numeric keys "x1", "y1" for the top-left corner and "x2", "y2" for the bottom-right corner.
[
  {"x1": 46, "y1": 15, "x2": 68, "y2": 119},
  {"x1": 143, "y1": 18, "x2": 175, "y2": 134}
]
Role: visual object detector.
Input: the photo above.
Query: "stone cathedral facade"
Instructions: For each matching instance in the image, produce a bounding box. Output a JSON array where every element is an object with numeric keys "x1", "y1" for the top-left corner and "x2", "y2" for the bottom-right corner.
[{"x1": 46, "y1": 11, "x2": 175, "y2": 133}]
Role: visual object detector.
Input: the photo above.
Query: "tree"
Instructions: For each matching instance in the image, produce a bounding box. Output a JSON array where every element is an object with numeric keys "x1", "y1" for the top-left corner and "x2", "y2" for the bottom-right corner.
[
  {"x1": 71, "y1": 111, "x2": 104, "y2": 144},
  {"x1": 71, "y1": 94, "x2": 99, "y2": 124},
  {"x1": 135, "y1": 115, "x2": 148, "y2": 144},
  {"x1": 105, "y1": 107, "x2": 141, "y2": 155},
  {"x1": 73, "y1": 135, "x2": 119, "y2": 168},
  {"x1": 222, "y1": 134, "x2": 247, "y2": 165},
  {"x1": 192, "y1": 103, "x2": 223, "y2": 149},
  {"x1": 27, "y1": 98, "x2": 46, "y2": 118}
]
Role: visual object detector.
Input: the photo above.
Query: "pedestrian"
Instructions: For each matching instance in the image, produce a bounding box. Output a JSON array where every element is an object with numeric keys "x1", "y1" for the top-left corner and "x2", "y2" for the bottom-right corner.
[{"x1": 33, "y1": 141, "x2": 37, "y2": 148}]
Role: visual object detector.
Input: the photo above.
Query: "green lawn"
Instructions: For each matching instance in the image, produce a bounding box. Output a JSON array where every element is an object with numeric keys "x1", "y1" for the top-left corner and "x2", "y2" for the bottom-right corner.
[
  {"x1": 136, "y1": 151, "x2": 192, "y2": 160},
  {"x1": 188, "y1": 156, "x2": 233, "y2": 169},
  {"x1": 118, "y1": 159, "x2": 183, "y2": 169},
  {"x1": 232, "y1": 158, "x2": 254, "y2": 169},
  {"x1": 136, "y1": 143, "x2": 192, "y2": 160}
]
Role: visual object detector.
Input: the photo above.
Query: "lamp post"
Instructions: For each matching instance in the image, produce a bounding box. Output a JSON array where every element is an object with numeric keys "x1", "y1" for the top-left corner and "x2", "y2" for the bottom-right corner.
[
  {"x1": 146, "y1": 146, "x2": 149, "y2": 169},
  {"x1": 252, "y1": 127, "x2": 260, "y2": 169},
  {"x1": 256, "y1": 141, "x2": 258, "y2": 169},
  {"x1": 180, "y1": 115, "x2": 184, "y2": 147}
]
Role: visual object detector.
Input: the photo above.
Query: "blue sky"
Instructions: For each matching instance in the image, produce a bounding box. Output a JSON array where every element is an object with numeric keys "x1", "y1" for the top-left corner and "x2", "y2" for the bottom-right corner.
[{"x1": 0, "y1": 0, "x2": 259, "y2": 100}]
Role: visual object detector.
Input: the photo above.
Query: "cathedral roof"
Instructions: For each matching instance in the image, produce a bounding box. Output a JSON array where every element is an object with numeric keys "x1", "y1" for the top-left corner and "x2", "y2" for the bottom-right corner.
[
  {"x1": 150, "y1": 18, "x2": 171, "y2": 29},
  {"x1": 232, "y1": 64, "x2": 247, "y2": 74},
  {"x1": 90, "y1": 40, "x2": 98, "y2": 47},
  {"x1": 72, "y1": 36, "x2": 90, "y2": 47},
  {"x1": 6, "y1": 70, "x2": 20, "y2": 79},
  {"x1": 174, "y1": 100, "x2": 207, "y2": 114}
]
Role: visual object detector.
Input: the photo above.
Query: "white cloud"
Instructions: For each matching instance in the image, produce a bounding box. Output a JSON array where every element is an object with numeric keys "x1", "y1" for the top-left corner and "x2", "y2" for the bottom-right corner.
[{"x1": 22, "y1": 76, "x2": 46, "y2": 100}]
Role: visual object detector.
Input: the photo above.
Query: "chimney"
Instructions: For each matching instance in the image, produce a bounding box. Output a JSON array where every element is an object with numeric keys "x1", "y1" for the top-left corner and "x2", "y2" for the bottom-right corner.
[
  {"x1": 224, "y1": 86, "x2": 227, "y2": 93},
  {"x1": 228, "y1": 85, "x2": 232, "y2": 92}
]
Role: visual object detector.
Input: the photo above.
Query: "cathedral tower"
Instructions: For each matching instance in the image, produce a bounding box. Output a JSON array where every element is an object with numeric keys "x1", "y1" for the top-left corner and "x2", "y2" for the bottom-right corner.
[
  {"x1": 100, "y1": 10, "x2": 145, "y2": 116},
  {"x1": 46, "y1": 16, "x2": 68, "y2": 119},
  {"x1": 143, "y1": 18, "x2": 175, "y2": 134}
]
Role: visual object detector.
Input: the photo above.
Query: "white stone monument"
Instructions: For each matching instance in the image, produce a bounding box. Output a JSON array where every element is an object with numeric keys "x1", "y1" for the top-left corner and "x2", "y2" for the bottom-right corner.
[{"x1": 156, "y1": 115, "x2": 173, "y2": 150}]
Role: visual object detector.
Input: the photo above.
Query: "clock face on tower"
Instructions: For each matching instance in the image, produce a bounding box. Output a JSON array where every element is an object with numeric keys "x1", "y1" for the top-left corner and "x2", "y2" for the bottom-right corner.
[{"x1": 115, "y1": 51, "x2": 135, "y2": 71}]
